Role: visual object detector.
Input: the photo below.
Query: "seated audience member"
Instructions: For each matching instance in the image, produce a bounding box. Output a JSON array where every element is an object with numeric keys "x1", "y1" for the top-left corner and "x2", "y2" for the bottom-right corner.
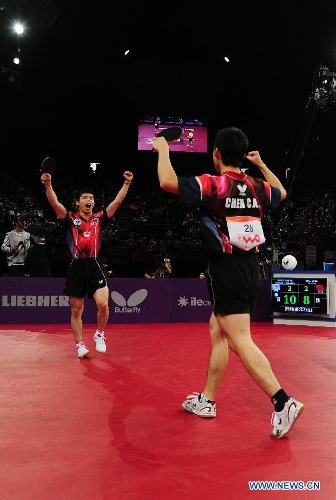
[{"x1": 144, "y1": 256, "x2": 174, "y2": 278}]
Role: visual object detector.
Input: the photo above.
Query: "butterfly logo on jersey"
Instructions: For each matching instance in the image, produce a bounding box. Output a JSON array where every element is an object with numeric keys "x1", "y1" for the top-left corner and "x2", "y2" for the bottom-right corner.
[{"x1": 237, "y1": 184, "x2": 247, "y2": 196}]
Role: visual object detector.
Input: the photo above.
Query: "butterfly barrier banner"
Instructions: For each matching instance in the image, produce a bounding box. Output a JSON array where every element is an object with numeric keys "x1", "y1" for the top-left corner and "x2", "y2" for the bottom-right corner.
[{"x1": 0, "y1": 278, "x2": 271, "y2": 324}]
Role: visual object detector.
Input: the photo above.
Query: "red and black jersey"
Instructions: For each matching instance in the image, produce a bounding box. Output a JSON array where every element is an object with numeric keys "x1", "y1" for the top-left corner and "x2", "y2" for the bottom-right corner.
[
  {"x1": 178, "y1": 170, "x2": 281, "y2": 256},
  {"x1": 65, "y1": 210, "x2": 108, "y2": 259}
]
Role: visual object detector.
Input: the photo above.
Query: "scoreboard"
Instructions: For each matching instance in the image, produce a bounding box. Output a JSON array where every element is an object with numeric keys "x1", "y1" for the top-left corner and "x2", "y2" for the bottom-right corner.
[{"x1": 271, "y1": 277, "x2": 329, "y2": 315}]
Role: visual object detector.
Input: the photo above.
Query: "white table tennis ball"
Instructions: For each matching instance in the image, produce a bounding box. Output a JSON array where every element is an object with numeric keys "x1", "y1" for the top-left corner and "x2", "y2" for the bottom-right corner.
[{"x1": 281, "y1": 254, "x2": 297, "y2": 270}]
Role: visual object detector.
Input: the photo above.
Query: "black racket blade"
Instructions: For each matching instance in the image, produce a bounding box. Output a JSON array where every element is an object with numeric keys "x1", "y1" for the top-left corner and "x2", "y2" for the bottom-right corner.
[
  {"x1": 157, "y1": 126, "x2": 182, "y2": 143},
  {"x1": 40, "y1": 157, "x2": 56, "y2": 175}
]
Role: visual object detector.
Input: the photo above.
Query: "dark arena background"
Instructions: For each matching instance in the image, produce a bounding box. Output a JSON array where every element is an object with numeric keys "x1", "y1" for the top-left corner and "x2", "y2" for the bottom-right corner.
[
  {"x1": 0, "y1": 1, "x2": 336, "y2": 499},
  {"x1": 1, "y1": 3, "x2": 336, "y2": 277}
]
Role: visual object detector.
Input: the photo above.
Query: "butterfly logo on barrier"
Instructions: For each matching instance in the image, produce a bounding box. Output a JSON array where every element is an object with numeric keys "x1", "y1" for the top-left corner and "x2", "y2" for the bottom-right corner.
[{"x1": 111, "y1": 289, "x2": 148, "y2": 307}]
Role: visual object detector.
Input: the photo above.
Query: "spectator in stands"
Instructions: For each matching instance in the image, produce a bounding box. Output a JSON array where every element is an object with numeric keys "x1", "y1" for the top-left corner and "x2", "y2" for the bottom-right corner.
[
  {"x1": 1, "y1": 215, "x2": 31, "y2": 276},
  {"x1": 144, "y1": 256, "x2": 174, "y2": 278}
]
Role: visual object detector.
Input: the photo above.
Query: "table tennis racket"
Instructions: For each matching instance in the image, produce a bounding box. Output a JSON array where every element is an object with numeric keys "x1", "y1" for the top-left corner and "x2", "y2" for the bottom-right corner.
[
  {"x1": 40, "y1": 157, "x2": 56, "y2": 175},
  {"x1": 157, "y1": 126, "x2": 182, "y2": 143}
]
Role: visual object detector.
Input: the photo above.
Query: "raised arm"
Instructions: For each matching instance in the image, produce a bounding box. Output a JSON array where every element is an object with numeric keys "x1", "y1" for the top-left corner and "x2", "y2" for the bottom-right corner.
[
  {"x1": 152, "y1": 136, "x2": 179, "y2": 194},
  {"x1": 41, "y1": 172, "x2": 67, "y2": 220},
  {"x1": 246, "y1": 151, "x2": 287, "y2": 201},
  {"x1": 105, "y1": 171, "x2": 133, "y2": 219}
]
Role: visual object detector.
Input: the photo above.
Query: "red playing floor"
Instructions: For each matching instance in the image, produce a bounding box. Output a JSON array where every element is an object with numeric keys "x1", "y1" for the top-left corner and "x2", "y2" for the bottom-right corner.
[{"x1": 1, "y1": 322, "x2": 335, "y2": 500}]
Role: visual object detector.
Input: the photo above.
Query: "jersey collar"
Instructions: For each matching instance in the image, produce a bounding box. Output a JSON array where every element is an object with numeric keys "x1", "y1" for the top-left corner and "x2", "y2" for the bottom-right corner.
[{"x1": 222, "y1": 170, "x2": 247, "y2": 181}]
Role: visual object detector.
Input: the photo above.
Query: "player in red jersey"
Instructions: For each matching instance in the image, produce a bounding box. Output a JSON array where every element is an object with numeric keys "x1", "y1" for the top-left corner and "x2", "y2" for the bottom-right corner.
[
  {"x1": 41, "y1": 170, "x2": 133, "y2": 358},
  {"x1": 153, "y1": 126, "x2": 304, "y2": 439}
]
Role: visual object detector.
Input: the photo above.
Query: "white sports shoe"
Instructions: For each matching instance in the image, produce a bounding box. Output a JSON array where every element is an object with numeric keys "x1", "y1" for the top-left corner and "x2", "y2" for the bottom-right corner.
[
  {"x1": 182, "y1": 392, "x2": 216, "y2": 418},
  {"x1": 77, "y1": 343, "x2": 89, "y2": 358},
  {"x1": 271, "y1": 397, "x2": 305, "y2": 439},
  {"x1": 94, "y1": 331, "x2": 106, "y2": 353}
]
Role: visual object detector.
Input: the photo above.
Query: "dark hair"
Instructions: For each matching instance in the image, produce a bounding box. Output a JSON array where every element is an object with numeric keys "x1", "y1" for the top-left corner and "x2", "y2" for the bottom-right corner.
[
  {"x1": 13, "y1": 215, "x2": 24, "y2": 225},
  {"x1": 75, "y1": 188, "x2": 95, "y2": 201},
  {"x1": 214, "y1": 127, "x2": 249, "y2": 167}
]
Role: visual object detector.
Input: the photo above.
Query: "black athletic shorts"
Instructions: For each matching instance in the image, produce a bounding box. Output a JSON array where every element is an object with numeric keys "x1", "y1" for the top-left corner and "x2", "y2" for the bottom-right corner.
[
  {"x1": 206, "y1": 253, "x2": 260, "y2": 315},
  {"x1": 63, "y1": 258, "x2": 107, "y2": 299}
]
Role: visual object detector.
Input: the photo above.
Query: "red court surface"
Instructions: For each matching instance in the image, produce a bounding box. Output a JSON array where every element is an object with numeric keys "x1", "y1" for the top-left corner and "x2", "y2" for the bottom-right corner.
[{"x1": 1, "y1": 322, "x2": 335, "y2": 500}]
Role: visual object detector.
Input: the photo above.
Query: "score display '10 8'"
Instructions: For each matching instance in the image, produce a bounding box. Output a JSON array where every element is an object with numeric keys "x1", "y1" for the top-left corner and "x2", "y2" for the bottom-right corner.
[
  {"x1": 282, "y1": 282, "x2": 316, "y2": 306},
  {"x1": 271, "y1": 278, "x2": 328, "y2": 314}
]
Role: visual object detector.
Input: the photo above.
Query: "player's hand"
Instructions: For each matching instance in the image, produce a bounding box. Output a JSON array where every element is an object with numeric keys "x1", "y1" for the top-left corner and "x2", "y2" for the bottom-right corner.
[
  {"x1": 245, "y1": 150, "x2": 263, "y2": 167},
  {"x1": 123, "y1": 171, "x2": 133, "y2": 184},
  {"x1": 41, "y1": 173, "x2": 51, "y2": 185},
  {"x1": 152, "y1": 136, "x2": 169, "y2": 153}
]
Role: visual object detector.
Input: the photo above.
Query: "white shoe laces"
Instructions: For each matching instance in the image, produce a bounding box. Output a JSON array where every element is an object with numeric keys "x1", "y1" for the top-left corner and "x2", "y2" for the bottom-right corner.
[{"x1": 95, "y1": 335, "x2": 106, "y2": 344}]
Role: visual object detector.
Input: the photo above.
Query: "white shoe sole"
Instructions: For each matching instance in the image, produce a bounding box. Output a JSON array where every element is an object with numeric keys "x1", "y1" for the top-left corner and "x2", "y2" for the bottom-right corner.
[
  {"x1": 182, "y1": 401, "x2": 216, "y2": 418},
  {"x1": 78, "y1": 350, "x2": 89, "y2": 358}
]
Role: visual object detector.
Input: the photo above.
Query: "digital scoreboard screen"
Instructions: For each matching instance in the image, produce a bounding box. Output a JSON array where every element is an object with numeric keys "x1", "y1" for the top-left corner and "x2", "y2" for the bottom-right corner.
[{"x1": 271, "y1": 277, "x2": 329, "y2": 315}]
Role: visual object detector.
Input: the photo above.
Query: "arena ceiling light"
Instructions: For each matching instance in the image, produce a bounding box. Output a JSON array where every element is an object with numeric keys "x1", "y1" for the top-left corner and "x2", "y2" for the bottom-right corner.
[
  {"x1": 13, "y1": 22, "x2": 24, "y2": 35},
  {"x1": 12, "y1": 23, "x2": 24, "y2": 66}
]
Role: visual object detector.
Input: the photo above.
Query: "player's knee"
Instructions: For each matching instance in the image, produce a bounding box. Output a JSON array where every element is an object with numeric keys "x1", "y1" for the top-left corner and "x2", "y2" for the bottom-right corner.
[
  {"x1": 71, "y1": 303, "x2": 84, "y2": 317},
  {"x1": 98, "y1": 302, "x2": 109, "y2": 314}
]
